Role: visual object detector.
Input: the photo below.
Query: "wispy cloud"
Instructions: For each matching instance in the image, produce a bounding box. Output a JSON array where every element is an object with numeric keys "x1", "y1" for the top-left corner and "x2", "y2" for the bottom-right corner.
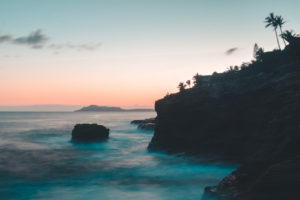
[
  {"x1": 225, "y1": 47, "x2": 239, "y2": 55},
  {"x1": 0, "y1": 29, "x2": 101, "y2": 51},
  {"x1": 0, "y1": 34, "x2": 12, "y2": 43},
  {"x1": 48, "y1": 42, "x2": 102, "y2": 51},
  {"x1": 48, "y1": 44, "x2": 64, "y2": 50},
  {"x1": 0, "y1": 29, "x2": 48, "y2": 48},
  {"x1": 65, "y1": 43, "x2": 102, "y2": 51},
  {"x1": 13, "y1": 29, "x2": 49, "y2": 48}
]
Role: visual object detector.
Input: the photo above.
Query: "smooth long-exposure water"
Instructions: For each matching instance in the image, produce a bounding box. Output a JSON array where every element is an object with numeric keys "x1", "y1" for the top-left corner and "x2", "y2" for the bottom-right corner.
[{"x1": 0, "y1": 112, "x2": 235, "y2": 200}]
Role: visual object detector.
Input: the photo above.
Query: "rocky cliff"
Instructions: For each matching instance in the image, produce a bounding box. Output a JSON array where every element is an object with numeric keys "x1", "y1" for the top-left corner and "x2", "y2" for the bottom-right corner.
[{"x1": 148, "y1": 40, "x2": 300, "y2": 199}]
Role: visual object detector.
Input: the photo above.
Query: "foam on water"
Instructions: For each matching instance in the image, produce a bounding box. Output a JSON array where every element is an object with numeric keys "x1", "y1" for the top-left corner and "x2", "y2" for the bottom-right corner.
[{"x1": 0, "y1": 112, "x2": 236, "y2": 200}]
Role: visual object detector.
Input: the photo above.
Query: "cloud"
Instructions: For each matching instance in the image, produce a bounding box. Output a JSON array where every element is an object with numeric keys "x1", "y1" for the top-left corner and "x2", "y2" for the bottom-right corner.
[
  {"x1": 48, "y1": 44, "x2": 63, "y2": 50},
  {"x1": 49, "y1": 42, "x2": 102, "y2": 51},
  {"x1": 225, "y1": 47, "x2": 239, "y2": 55},
  {"x1": 66, "y1": 43, "x2": 102, "y2": 51},
  {"x1": 0, "y1": 29, "x2": 101, "y2": 51},
  {"x1": 0, "y1": 29, "x2": 48, "y2": 48},
  {"x1": 0, "y1": 34, "x2": 12, "y2": 43},
  {"x1": 13, "y1": 29, "x2": 49, "y2": 48}
]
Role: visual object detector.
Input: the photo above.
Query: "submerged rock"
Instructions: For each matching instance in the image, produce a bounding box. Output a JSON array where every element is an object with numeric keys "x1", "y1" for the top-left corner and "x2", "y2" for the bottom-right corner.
[
  {"x1": 71, "y1": 124, "x2": 109, "y2": 142},
  {"x1": 131, "y1": 118, "x2": 156, "y2": 130}
]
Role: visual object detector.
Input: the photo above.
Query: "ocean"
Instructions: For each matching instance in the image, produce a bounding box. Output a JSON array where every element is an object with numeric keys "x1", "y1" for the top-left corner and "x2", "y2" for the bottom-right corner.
[{"x1": 0, "y1": 111, "x2": 235, "y2": 200}]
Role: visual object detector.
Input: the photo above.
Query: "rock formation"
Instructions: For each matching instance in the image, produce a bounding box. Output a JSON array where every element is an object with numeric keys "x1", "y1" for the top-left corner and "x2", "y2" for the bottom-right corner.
[
  {"x1": 148, "y1": 39, "x2": 300, "y2": 199},
  {"x1": 71, "y1": 124, "x2": 109, "y2": 142},
  {"x1": 131, "y1": 118, "x2": 156, "y2": 130}
]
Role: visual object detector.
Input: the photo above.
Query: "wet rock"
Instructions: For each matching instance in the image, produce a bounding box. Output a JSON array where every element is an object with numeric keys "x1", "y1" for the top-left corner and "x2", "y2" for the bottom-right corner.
[
  {"x1": 138, "y1": 123, "x2": 155, "y2": 130},
  {"x1": 203, "y1": 158, "x2": 300, "y2": 200},
  {"x1": 131, "y1": 118, "x2": 156, "y2": 130},
  {"x1": 71, "y1": 124, "x2": 109, "y2": 142}
]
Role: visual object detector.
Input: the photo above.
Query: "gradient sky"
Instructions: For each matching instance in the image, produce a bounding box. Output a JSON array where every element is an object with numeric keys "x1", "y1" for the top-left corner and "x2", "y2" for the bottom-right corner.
[{"x1": 1, "y1": 0, "x2": 300, "y2": 108}]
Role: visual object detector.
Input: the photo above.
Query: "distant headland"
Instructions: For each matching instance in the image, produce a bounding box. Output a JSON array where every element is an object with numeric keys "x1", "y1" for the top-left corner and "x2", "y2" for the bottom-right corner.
[{"x1": 75, "y1": 105, "x2": 154, "y2": 112}]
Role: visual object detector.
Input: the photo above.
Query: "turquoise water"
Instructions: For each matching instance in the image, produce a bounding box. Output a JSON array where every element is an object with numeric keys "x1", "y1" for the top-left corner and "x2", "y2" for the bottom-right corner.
[{"x1": 0, "y1": 112, "x2": 235, "y2": 200}]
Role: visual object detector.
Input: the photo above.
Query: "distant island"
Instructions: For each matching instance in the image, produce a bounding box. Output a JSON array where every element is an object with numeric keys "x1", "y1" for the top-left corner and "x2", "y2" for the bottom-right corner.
[{"x1": 75, "y1": 105, "x2": 154, "y2": 112}]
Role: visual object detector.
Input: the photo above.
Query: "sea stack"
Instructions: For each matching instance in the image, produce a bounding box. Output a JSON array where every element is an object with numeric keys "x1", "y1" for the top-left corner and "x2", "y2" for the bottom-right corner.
[{"x1": 71, "y1": 124, "x2": 109, "y2": 142}]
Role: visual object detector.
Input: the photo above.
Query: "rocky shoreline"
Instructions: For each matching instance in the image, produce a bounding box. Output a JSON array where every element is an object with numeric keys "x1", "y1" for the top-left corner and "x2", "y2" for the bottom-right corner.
[
  {"x1": 147, "y1": 40, "x2": 300, "y2": 199},
  {"x1": 203, "y1": 158, "x2": 300, "y2": 200}
]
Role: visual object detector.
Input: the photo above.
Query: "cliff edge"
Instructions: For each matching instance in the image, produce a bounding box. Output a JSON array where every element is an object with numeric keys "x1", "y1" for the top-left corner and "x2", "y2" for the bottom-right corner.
[{"x1": 148, "y1": 40, "x2": 300, "y2": 199}]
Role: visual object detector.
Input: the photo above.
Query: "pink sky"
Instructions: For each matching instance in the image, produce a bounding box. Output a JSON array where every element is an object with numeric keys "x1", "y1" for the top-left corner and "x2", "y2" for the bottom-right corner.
[
  {"x1": 1, "y1": 1, "x2": 299, "y2": 107},
  {"x1": 0, "y1": 50, "x2": 254, "y2": 107}
]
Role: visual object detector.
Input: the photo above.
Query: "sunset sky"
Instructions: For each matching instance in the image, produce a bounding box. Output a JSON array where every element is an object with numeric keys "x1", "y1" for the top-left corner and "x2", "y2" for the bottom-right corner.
[{"x1": 1, "y1": 0, "x2": 300, "y2": 108}]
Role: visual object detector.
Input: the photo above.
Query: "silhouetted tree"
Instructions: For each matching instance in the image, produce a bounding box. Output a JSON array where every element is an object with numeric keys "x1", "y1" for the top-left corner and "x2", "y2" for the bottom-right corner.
[
  {"x1": 177, "y1": 82, "x2": 186, "y2": 92},
  {"x1": 253, "y1": 43, "x2": 259, "y2": 58},
  {"x1": 281, "y1": 30, "x2": 299, "y2": 44},
  {"x1": 275, "y1": 15, "x2": 287, "y2": 46},
  {"x1": 253, "y1": 43, "x2": 264, "y2": 62},
  {"x1": 193, "y1": 73, "x2": 202, "y2": 87},
  {"x1": 265, "y1": 13, "x2": 281, "y2": 50},
  {"x1": 227, "y1": 66, "x2": 234, "y2": 72},
  {"x1": 186, "y1": 80, "x2": 191, "y2": 88},
  {"x1": 240, "y1": 62, "x2": 250, "y2": 70}
]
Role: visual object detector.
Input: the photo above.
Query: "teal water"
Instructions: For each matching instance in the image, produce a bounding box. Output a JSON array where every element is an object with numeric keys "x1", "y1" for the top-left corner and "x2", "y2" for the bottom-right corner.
[{"x1": 0, "y1": 112, "x2": 235, "y2": 200}]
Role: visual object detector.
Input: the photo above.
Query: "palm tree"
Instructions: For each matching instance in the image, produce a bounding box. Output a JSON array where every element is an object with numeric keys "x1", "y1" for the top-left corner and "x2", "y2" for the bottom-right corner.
[
  {"x1": 275, "y1": 15, "x2": 286, "y2": 46},
  {"x1": 281, "y1": 30, "x2": 298, "y2": 44},
  {"x1": 265, "y1": 13, "x2": 281, "y2": 50}
]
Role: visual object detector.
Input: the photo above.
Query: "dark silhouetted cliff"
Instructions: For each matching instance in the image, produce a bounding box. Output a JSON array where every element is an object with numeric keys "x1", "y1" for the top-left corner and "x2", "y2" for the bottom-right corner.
[{"x1": 148, "y1": 39, "x2": 300, "y2": 199}]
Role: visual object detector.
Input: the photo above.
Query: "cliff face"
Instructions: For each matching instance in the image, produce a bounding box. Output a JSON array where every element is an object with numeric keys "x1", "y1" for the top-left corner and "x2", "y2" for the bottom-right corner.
[
  {"x1": 148, "y1": 41, "x2": 300, "y2": 199},
  {"x1": 150, "y1": 59, "x2": 300, "y2": 162}
]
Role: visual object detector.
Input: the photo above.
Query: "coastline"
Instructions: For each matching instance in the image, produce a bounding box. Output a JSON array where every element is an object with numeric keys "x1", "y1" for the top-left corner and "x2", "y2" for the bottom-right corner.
[{"x1": 147, "y1": 40, "x2": 300, "y2": 199}]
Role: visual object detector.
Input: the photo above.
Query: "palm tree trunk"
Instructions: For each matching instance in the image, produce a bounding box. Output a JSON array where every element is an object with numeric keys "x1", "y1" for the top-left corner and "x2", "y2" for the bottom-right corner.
[
  {"x1": 279, "y1": 27, "x2": 287, "y2": 47},
  {"x1": 274, "y1": 28, "x2": 281, "y2": 50}
]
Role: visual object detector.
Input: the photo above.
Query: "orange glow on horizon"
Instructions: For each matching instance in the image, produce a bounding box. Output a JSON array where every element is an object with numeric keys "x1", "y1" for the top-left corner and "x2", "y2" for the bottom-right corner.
[
  {"x1": 0, "y1": 81, "x2": 164, "y2": 107},
  {"x1": 0, "y1": 36, "x2": 254, "y2": 107}
]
